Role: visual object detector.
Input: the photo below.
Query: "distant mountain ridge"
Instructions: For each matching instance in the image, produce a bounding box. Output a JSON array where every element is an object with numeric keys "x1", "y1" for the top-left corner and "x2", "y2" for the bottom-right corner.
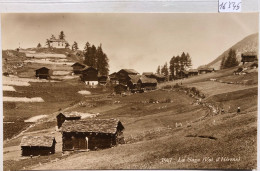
[{"x1": 205, "y1": 33, "x2": 258, "y2": 70}]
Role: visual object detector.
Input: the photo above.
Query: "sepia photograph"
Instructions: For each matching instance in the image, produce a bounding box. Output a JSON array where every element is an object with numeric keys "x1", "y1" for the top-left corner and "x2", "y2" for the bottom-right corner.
[{"x1": 1, "y1": 13, "x2": 258, "y2": 170}]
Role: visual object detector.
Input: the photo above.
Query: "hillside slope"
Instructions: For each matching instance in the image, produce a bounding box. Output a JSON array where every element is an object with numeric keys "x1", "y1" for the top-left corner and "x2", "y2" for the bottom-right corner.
[{"x1": 206, "y1": 33, "x2": 258, "y2": 70}]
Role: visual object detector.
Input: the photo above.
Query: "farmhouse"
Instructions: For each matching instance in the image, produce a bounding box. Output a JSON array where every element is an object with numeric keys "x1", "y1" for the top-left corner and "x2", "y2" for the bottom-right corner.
[
  {"x1": 116, "y1": 69, "x2": 139, "y2": 85},
  {"x1": 198, "y1": 67, "x2": 214, "y2": 74},
  {"x1": 138, "y1": 75, "x2": 157, "y2": 90},
  {"x1": 61, "y1": 119, "x2": 125, "y2": 151},
  {"x1": 20, "y1": 136, "x2": 56, "y2": 156},
  {"x1": 71, "y1": 62, "x2": 86, "y2": 74},
  {"x1": 80, "y1": 66, "x2": 99, "y2": 86},
  {"x1": 56, "y1": 112, "x2": 81, "y2": 129},
  {"x1": 142, "y1": 72, "x2": 153, "y2": 77},
  {"x1": 48, "y1": 38, "x2": 68, "y2": 49},
  {"x1": 188, "y1": 69, "x2": 199, "y2": 76},
  {"x1": 114, "y1": 84, "x2": 127, "y2": 94},
  {"x1": 241, "y1": 52, "x2": 258, "y2": 64},
  {"x1": 35, "y1": 67, "x2": 52, "y2": 79}
]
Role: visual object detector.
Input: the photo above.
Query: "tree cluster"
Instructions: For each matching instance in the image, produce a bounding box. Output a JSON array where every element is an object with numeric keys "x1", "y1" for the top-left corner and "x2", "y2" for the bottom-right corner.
[
  {"x1": 83, "y1": 42, "x2": 109, "y2": 76},
  {"x1": 156, "y1": 52, "x2": 192, "y2": 79},
  {"x1": 220, "y1": 49, "x2": 239, "y2": 69}
]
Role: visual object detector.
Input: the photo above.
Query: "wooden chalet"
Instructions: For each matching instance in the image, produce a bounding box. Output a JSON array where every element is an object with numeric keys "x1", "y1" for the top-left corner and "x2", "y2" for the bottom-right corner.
[
  {"x1": 56, "y1": 112, "x2": 81, "y2": 129},
  {"x1": 241, "y1": 52, "x2": 258, "y2": 64},
  {"x1": 109, "y1": 72, "x2": 119, "y2": 84},
  {"x1": 71, "y1": 62, "x2": 86, "y2": 74},
  {"x1": 98, "y1": 75, "x2": 108, "y2": 85},
  {"x1": 127, "y1": 75, "x2": 141, "y2": 90},
  {"x1": 138, "y1": 75, "x2": 157, "y2": 90},
  {"x1": 114, "y1": 84, "x2": 127, "y2": 94},
  {"x1": 61, "y1": 119, "x2": 125, "y2": 151},
  {"x1": 147, "y1": 74, "x2": 166, "y2": 83},
  {"x1": 35, "y1": 67, "x2": 52, "y2": 79},
  {"x1": 20, "y1": 136, "x2": 56, "y2": 156},
  {"x1": 116, "y1": 69, "x2": 139, "y2": 85},
  {"x1": 188, "y1": 69, "x2": 199, "y2": 77},
  {"x1": 198, "y1": 67, "x2": 214, "y2": 74},
  {"x1": 142, "y1": 72, "x2": 153, "y2": 77},
  {"x1": 177, "y1": 70, "x2": 189, "y2": 78},
  {"x1": 80, "y1": 66, "x2": 99, "y2": 85}
]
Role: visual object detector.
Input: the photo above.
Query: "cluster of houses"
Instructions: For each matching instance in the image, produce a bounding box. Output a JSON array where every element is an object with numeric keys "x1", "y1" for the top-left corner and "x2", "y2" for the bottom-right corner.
[{"x1": 20, "y1": 112, "x2": 125, "y2": 156}]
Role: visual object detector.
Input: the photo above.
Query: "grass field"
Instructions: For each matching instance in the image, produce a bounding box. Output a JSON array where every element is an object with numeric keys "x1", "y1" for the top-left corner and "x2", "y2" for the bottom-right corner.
[{"x1": 2, "y1": 50, "x2": 258, "y2": 170}]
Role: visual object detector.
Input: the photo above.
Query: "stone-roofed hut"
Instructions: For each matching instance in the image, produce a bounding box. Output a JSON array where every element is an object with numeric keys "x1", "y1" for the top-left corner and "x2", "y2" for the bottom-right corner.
[
  {"x1": 61, "y1": 119, "x2": 124, "y2": 151},
  {"x1": 35, "y1": 67, "x2": 52, "y2": 79},
  {"x1": 20, "y1": 136, "x2": 56, "y2": 156}
]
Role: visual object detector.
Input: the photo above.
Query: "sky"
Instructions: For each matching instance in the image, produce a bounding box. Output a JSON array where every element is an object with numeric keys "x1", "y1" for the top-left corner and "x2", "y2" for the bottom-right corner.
[{"x1": 1, "y1": 13, "x2": 258, "y2": 73}]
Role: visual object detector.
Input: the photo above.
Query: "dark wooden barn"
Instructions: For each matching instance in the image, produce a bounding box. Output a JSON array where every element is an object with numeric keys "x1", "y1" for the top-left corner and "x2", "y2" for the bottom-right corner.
[
  {"x1": 80, "y1": 66, "x2": 99, "y2": 85},
  {"x1": 109, "y1": 72, "x2": 119, "y2": 84},
  {"x1": 61, "y1": 119, "x2": 125, "y2": 151},
  {"x1": 147, "y1": 74, "x2": 166, "y2": 83},
  {"x1": 56, "y1": 112, "x2": 81, "y2": 129},
  {"x1": 188, "y1": 69, "x2": 199, "y2": 77},
  {"x1": 71, "y1": 62, "x2": 86, "y2": 74},
  {"x1": 127, "y1": 75, "x2": 141, "y2": 90},
  {"x1": 35, "y1": 67, "x2": 52, "y2": 79},
  {"x1": 20, "y1": 136, "x2": 56, "y2": 156},
  {"x1": 241, "y1": 52, "x2": 258, "y2": 64},
  {"x1": 98, "y1": 75, "x2": 108, "y2": 85},
  {"x1": 198, "y1": 67, "x2": 214, "y2": 74},
  {"x1": 177, "y1": 70, "x2": 189, "y2": 79},
  {"x1": 138, "y1": 75, "x2": 157, "y2": 90},
  {"x1": 116, "y1": 69, "x2": 139, "y2": 85},
  {"x1": 114, "y1": 84, "x2": 127, "y2": 94}
]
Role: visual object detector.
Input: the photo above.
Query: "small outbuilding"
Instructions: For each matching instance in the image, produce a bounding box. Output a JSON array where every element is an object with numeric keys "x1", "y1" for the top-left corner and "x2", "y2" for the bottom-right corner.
[
  {"x1": 61, "y1": 119, "x2": 125, "y2": 151},
  {"x1": 241, "y1": 52, "x2": 258, "y2": 65},
  {"x1": 56, "y1": 112, "x2": 81, "y2": 129},
  {"x1": 20, "y1": 136, "x2": 56, "y2": 156},
  {"x1": 198, "y1": 67, "x2": 214, "y2": 74},
  {"x1": 71, "y1": 62, "x2": 86, "y2": 74},
  {"x1": 35, "y1": 67, "x2": 52, "y2": 79},
  {"x1": 188, "y1": 69, "x2": 199, "y2": 77}
]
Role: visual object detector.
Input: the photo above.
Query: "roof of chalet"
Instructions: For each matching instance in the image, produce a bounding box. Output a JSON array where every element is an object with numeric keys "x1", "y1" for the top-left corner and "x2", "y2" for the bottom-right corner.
[
  {"x1": 61, "y1": 118, "x2": 124, "y2": 134},
  {"x1": 20, "y1": 136, "x2": 56, "y2": 147},
  {"x1": 35, "y1": 67, "x2": 50, "y2": 71},
  {"x1": 153, "y1": 74, "x2": 166, "y2": 79},
  {"x1": 119, "y1": 69, "x2": 139, "y2": 74},
  {"x1": 142, "y1": 72, "x2": 153, "y2": 76},
  {"x1": 80, "y1": 66, "x2": 98, "y2": 72},
  {"x1": 139, "y1": 75, "x2": 157, "y2": 84},
  {"x1": 58, "y1": 112, "x2": 82, "y2": 118},
  {"x1": 128, "y1": 75, "x2": 141, "y2": 84},
  {"x1": 71, "y1": 62, "x2": 86, "y2": 67},
  {"x1": 242, "y1": 52, "x2": 258, "y2": 56},
  {"x1": 198, "y1": 66, "x2": 214, "y2": 71},
  {"x1": 179, "y1": 70, "x2": 189, "y2": 75}
]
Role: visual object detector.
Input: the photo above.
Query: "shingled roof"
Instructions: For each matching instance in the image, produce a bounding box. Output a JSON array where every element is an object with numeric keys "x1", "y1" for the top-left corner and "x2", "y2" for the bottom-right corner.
[
  {"x1": 119, "y1": 69, "x2": 139, "y2": 74},
  {"x1": 71, "y1": 62, "x2": 86, "y2": 67},
  {"x1": 20, "y1": 136, "x2": 56, "y2": 147},
  {"x1": 128, "y1": 75, "x2": 141, "y2": 84},
  {"x1": 139, "y1": 75, "x2": 157, "y2": 84},
  {"x1": 61, "y1": 119, "x2": 124, "y2": 134},
  {"x1": 61, "y1": 112, "x2": 82, "y2": 118},
  {"x1": 242, "y1": 52, "x2": 258, "y2": 56}
]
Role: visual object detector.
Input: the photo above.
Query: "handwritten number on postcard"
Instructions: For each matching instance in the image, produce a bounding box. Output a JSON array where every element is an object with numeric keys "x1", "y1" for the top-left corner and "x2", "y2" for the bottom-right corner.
[{"x1": 219, "y1": 0, "x2": 241, "y2": 12}]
